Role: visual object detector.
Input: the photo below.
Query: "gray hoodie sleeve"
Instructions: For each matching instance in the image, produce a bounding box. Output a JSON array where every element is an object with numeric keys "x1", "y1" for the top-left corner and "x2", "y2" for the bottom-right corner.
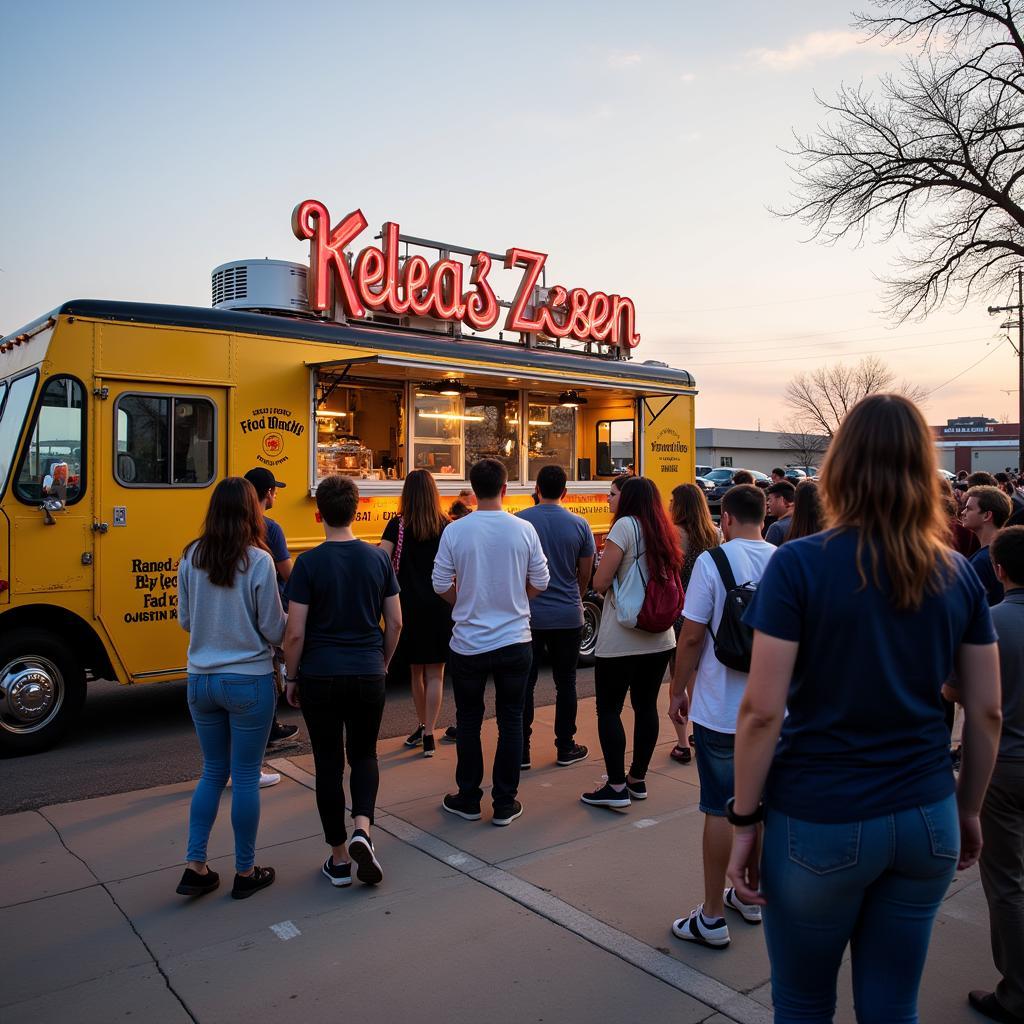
[
  {"x1": 178, "y1": 554, "x2": 192, "y2": 633},
  {"x1": 252, "y1": 551, "x2": 287, "y2": 646}
]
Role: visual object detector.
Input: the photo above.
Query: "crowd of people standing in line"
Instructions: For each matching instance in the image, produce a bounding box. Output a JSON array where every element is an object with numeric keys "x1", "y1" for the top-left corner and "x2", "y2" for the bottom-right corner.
[{"x1": 171, "y1": 396, "x2": 1023, "y2": 1024}]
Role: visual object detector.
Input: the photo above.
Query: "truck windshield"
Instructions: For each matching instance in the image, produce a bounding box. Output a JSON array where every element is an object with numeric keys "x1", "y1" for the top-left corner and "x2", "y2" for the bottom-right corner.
[{"x1": 0, "y1": 373, "x2": 39, "y2": 497}]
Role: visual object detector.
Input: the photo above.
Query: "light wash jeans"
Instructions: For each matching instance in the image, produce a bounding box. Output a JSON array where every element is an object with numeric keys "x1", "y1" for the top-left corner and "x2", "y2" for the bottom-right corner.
[
  {"x1": 186, "y1": 672, "x2": 276, "y2": 872},
  {"x1": 761, "y1": 793, "x2": 959, "y2": 1023}
]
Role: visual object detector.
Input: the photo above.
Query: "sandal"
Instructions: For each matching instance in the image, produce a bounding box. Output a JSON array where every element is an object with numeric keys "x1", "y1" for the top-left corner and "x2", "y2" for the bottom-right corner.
[{"x1": 670, "y1": 744, "x2": 692, "y2": 765}]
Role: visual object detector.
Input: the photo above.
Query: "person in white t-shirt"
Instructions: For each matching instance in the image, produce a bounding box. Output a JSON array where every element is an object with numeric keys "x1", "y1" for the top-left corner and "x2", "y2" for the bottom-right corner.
[
  {"x1": 580, "y1": 475, "x2": 679, "y2": 809},
  {"x1": 432, "y1": 458, "x2": 549, "y2": 827},
  {"x1": 667, "y1": 483, "x2": 775, "y2": 949}
]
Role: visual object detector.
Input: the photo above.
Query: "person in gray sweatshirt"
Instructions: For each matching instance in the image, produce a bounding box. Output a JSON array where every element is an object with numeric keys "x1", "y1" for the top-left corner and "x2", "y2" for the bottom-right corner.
[{"x1": 175, "y1": 477, "x2": 287, "y2": 902}]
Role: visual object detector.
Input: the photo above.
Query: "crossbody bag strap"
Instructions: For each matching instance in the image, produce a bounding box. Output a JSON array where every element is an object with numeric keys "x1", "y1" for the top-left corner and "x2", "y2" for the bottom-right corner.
[
  {"x1": 631, "y1": 517, "x2": 647, "y2": 586},
  {"x1": 392, "y1": 517, "x2": 404, "y2": 574},
  {"x1": 707, "y1": 546, "x2": 737, "y2": 643}
]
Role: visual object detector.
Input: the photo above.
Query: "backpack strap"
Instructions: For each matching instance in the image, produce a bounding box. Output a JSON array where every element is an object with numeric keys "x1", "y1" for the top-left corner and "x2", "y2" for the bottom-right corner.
[
  {"x1": 630, "y1": 517, "x2": 647, "y2": 586},
  {"x1": 708, "y1": 546, "x2": 738, "y2": 592}
]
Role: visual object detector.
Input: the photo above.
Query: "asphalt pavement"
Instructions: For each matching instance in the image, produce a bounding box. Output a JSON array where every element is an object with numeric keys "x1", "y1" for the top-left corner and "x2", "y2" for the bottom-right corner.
[{"x1": 0, "y1": 665, "x2": 595, "y2": 815}]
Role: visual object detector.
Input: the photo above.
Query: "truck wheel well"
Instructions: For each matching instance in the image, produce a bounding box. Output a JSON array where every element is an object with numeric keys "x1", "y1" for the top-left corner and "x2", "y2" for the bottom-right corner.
[{"x1": 0, "y1": 605, "x2": 116, "y2": 681}]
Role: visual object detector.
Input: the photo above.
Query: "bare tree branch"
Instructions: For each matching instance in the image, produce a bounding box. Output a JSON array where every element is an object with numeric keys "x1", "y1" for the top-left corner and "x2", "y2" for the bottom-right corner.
[
  {"x1": 783, "y1": 356, "x2": 929, "y2": 437},
  {"x1": 780, "y1": 1, "x2": 1024, "y2": 321}
]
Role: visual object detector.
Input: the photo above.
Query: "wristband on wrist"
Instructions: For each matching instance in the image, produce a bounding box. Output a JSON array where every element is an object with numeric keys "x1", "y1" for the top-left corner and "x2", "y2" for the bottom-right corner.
[
  {"x1": 726, "y1": 797, "x2": 765, "y2": 827},
  {"x1": 285, "y1": 676, "x2": 299, "y2": 683}
]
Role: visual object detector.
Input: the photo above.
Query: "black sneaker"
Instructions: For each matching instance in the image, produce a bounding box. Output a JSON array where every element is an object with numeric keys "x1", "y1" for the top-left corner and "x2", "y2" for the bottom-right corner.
[
  {"x1": 626, "y1": 779, "x2": 647, "y2": 800},
  {"x1": 581, "y1": 782, "x2": 631, "y2": 808},
  {"x1": 267, "y1": 719, "x2": 299, "y2": 747},
  {"x1": 347, "y1": 829, "x2": 383, "y2": 885},
  {"x1": 423, "y1": 733, "x2": 436, "y2": 757},
  {"x1": 520, "y1": 748, "x2": 532, "y2": 770},
  {"x1": 442, "y1": 792, "x2": 482, "y2": 820},
  {"x1": 231, "y1": 865, "x2": 275, "y2": 900},
  {"x1": 322, "y1": 856, "x2": 352, "y2": 888},
  {"x1": 556, "y1": 744, "x2": 589, "y2": 767},
  {"x1": 405, "y1": 724, "x2": 425, "y2": 747},
  {"x1": 492, "y1": 800, "x2": 523, "y2": 826},
  {"x1": 443, "y1": 725, "x2": 458, "y2": 742},
  {"x1": 175, "y1": 866, "x2": 220, "y2": 897}
]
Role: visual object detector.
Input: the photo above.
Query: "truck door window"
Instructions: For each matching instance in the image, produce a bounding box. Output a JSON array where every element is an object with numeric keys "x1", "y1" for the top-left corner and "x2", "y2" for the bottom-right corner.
[
  {"x1": 114, "y1": 394, "x2": 216, "y2": 486},
  {"x1": 596, "y1": 419, "x2": 634, "y2": 476},
  {"x1": 13, "y1": 376, "x2": 86, "y2": 505},
  {"x1": 0, "y1": 372, "x2": 38, "y2": 498}
]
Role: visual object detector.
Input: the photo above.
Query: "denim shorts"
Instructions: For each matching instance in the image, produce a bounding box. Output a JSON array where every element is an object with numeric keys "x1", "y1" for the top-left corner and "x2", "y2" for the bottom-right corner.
[{"x1": 693, "y1": 721, "x2": 735, "y2": 816}]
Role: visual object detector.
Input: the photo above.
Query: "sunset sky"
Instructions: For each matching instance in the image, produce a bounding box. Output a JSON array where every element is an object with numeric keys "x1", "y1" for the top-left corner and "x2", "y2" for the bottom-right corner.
[{"x1": 1, "y1": 0, "x2": 1017, "y2": 429}]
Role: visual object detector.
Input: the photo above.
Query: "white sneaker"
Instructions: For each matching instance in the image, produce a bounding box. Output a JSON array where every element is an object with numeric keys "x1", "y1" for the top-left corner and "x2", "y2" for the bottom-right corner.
[
  {"x1": 259, "y1": 772, "x2": 281, "y2": 788},
  {"x1": 724, "y1": 886, "x2": 762, "y2": 924},
  {"x1": 672, "y1": 905, "x2": 730, "y2": 948}
]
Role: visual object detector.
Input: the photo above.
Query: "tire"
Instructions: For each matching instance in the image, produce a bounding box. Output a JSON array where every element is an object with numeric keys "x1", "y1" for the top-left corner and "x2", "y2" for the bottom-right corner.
[
  {"x1": 0, "y1": 629, "x2": 86, "y2": 756},
  {"x1": 579, "y1": 593, "x2": 603, "y2": 667}
]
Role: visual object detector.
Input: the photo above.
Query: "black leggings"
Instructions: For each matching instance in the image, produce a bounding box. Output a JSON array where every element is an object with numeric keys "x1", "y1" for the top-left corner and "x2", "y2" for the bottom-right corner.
[
  {"x1": 594, "y1": 651, "x2": 672, "y2": 785},
  {"x1": 298, "y1": 674, "x2": 386, "y2": 846}
]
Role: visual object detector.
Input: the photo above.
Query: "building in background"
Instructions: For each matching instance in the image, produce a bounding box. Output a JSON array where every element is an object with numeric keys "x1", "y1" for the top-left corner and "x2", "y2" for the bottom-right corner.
[
  {"x1": 932, "y1": 417, "x2": 1020, "y2": 474},
  {"x1": 696, "y1": 427, "x2": 828, "y2": 474}
]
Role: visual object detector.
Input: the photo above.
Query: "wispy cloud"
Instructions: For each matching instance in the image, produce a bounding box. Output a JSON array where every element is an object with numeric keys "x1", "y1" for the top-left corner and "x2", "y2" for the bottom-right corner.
[
  {"x1": 679, "y1": 71, "x2": 697, "y2": 83},
  {"x1": 749, "y1": 30, "x2": 892, "y2": 72},
  {"x1": 607, "y1": 51, "x2": 643, "y2": 70}
]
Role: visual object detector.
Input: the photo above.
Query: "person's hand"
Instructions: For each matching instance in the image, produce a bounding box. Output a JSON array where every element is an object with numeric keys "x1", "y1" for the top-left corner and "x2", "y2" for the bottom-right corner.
[
  {"x1": 941, "y1": 683, "x2": 961, "y2": 704},
  {"x1": 668, "y1": 689, "x2": 689, "y2": 725},
  {"x1": 726, "y1": 826, "x2": 765, "y2": 906},
  {"x1": 958, "y1": 813, "x2": 983, "y2": 870},
  {"x1": 285, "y1": 681, "x2": 300, "y2": 709}
]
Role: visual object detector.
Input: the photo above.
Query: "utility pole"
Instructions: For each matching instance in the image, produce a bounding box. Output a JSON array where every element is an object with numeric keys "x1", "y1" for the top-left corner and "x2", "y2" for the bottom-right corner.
[{"x1": 987, "y1": 267, "x2": 1024, "y2": 472}]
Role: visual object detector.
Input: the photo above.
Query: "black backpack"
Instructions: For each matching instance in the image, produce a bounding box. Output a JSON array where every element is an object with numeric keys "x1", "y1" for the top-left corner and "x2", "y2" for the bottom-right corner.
[{"x1": 707, "y1": 547, "x2": 758, "y2": 673}]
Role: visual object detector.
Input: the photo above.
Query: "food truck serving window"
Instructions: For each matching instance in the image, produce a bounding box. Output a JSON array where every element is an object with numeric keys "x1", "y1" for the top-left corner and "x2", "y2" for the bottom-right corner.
[
  {"x1": 316, "y1": 382, "x2": 403, "y2": 482},
  {"x1": 114, "y1": 394, "x2": 216, "y2": 487},
  {"x1": 0, "y1": 372, "x2": 39, "y2": 499},
  {"x1": 526, "y1": 394, "x2": 574, "y2": 482},
  {"x1": 14, "y1": 376, "x2": 86, "y2": 505}
]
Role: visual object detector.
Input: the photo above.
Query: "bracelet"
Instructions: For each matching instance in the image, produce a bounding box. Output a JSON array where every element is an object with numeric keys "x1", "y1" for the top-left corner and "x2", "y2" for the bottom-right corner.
[
  {"x1": 725, "y1": 797, "x2": 765, "y2": 827},
  {"x1": 285, "y1": 676, "x2": 299, "y2": 683}
]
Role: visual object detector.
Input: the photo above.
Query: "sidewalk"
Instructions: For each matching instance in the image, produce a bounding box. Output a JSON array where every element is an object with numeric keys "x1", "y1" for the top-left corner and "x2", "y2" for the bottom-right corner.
[{"x1": 2, "y1": 690, "x2": 997, "y2": 1023}]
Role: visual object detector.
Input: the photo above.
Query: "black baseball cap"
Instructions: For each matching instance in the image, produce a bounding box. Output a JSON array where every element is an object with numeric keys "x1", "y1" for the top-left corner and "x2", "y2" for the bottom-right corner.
[{"x1": 244, "y1": 467, "x2": 286, "y2": 497}]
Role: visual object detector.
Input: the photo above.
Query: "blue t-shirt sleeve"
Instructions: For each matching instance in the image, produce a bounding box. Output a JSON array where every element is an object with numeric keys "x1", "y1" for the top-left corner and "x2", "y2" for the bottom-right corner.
[
  {"x1": 958, "y1": 558, "x2": 998, "y2": 644},
  {"x1": 265, "y1": 518, "x2": 290, "y2": 563},
  {"x1": 283, "y1": 553, "x2": 312, "y2": 605},
  {"x1": 580, "y1": 521, "x2": 596, "y2": 557},
  {"x1": 744, "y1": 544, "x2": 804, "y2": 642}
]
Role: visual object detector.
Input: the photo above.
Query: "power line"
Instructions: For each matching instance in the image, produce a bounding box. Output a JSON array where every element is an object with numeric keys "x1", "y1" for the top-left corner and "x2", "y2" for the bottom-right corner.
[
  {"x1": 924, "y1": 340, "x2": 1009, "y2": 397},
  {"x1": 684, "y1": 336, "x2": 996, "y2": 367}
]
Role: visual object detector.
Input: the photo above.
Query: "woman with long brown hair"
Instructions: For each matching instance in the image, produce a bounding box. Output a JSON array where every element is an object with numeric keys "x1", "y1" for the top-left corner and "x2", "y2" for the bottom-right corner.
[
  {"x1": 668, "y1": 483, "x2": 720, "y2": 764},
  {"x1": 581, "y1": 475, "x2": 681, "y2": 808},
  {"x1": 783, "y1": 478, "x2": 823, "y2": 542},
  {"x1": 380, "y1": 469, "x2": 453, "y2": 756},
  {"x1": 176, "y1": 477, "x2": 286, "y2": 901},
  {"x1": 727, "y1": 395, "x2": 1001, "y2": 1021}
]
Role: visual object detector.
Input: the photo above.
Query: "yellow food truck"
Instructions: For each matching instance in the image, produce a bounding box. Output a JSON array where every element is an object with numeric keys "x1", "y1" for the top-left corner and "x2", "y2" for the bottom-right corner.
[{"x1": 0, "y1": 202, "x2": 696, "y2": 753}]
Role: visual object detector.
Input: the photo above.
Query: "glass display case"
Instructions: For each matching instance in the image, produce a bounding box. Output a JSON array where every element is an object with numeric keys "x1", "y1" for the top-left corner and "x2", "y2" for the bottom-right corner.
[{"x1": 315, "y1": 382, "x2": 403, "y2": 481}]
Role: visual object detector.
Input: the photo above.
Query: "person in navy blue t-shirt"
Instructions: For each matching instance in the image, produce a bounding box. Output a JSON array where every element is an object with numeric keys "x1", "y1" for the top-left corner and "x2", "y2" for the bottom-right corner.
[
  {"x1": 725, "y1": 395, "x2": 1002, "y2": 1024},
  {"x1": 963, "y1": 485, "x2": 1013, "y2": 606}
]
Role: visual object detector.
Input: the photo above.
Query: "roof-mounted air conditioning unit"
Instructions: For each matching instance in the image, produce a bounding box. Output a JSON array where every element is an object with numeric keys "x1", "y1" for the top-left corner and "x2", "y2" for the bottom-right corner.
[{"x1": 211, "y1": 259, "x2": 313, "y2": 317}]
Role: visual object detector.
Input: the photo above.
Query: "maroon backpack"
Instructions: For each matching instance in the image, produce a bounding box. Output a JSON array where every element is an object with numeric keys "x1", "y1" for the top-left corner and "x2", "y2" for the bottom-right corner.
[{"x1": 631, "y1": 519, "x2": 685, "y2": 633}]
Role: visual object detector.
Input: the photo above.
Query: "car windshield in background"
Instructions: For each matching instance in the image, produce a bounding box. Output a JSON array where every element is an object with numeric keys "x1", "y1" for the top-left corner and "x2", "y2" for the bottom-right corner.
[{"x1": 705, "y1": 469, "x2": 734, "y2": 483}]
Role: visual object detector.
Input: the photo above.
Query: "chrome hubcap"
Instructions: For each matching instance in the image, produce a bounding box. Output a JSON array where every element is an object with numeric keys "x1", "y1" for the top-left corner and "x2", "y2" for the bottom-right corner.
[{"x1": 0, "y1": 657, "x2": 64, "y2": 733}]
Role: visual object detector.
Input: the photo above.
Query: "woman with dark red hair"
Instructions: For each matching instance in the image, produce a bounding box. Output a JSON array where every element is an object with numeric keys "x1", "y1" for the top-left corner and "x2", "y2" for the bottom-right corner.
[{"x1": 581, "y1": 475, "x2": 680, "y2": 808}]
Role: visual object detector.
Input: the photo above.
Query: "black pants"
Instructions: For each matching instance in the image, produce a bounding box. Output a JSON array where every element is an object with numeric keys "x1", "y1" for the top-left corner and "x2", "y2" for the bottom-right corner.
[
  {"x1": 524, "y1": 627, "x2": 582, "y2": 754},
  {"x1": 594, "y1": 650, "x2": 672, "y2": 785},
  {"x1": 448, "y1": 641, "x2": 532, "y2": 808},
  {"x1": 298, "y1": 674, "x2": 386, "y2": 846}
]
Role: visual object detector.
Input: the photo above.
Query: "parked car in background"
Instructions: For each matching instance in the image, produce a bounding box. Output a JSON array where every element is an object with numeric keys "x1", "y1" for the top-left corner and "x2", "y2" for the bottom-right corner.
[
  {"x1": 787, "y1": 464, "x2": 818, "y2": 478},
  {"x1": 696, "y1": 464, "x2": 713, "y2": 479},
  {"x1": 938, "y1": 468, "x2": 955, "y2": 481},
  {"x1": 704, "y1": 468, "x2": 770, "y2": 517},
  {"x1": 784, "y1": 468, "x2": 807, "y2": 482}
]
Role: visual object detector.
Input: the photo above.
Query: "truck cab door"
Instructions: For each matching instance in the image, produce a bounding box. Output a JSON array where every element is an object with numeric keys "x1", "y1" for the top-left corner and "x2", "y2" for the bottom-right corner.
[{"x1": 95, "y1": 383, "x2": 226, "y2": 682}]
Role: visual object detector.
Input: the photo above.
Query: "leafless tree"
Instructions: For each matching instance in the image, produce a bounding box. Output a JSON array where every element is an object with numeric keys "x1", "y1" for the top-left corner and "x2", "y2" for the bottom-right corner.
[
  {"x1": 783, "y1": 355, "x2": 928, "y2": 436},
  {"x1": 776, "y1": 420, "x2": 831, "y2": 466},
  {"x1": 780, "y1": 1, "x2": 1024, "y2": 321}
]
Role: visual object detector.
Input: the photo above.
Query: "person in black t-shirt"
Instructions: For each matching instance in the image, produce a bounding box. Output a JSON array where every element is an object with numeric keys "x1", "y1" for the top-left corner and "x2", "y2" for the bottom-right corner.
[{"x1": 283, "y1": 476, "x2": 402, "y2": 888}]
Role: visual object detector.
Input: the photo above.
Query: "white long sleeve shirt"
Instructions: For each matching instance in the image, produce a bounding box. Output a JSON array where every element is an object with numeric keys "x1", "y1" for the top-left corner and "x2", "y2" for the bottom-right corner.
[{"x1": 432, "y1": 510, "x2": 549, "y2": 655}]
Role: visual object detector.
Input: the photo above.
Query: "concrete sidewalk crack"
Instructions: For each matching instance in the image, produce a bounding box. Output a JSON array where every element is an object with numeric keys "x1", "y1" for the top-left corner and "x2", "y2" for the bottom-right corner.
[{"x1": 37, "y1": 807, "x2": 200, "y2": 1024}]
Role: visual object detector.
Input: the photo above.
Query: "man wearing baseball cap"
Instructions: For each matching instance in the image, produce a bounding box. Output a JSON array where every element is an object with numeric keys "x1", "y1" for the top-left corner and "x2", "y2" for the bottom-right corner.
[{"x1": 245, "y1": 468, "x2": 300, "y2": 755}]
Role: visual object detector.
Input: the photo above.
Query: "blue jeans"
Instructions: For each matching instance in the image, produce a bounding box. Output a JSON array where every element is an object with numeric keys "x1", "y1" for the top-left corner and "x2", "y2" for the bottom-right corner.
[
  {"x1": 762, "y1": 794, "x2": 959, "y2": 1023},
  {"x1": 186, "y1": 672, "x2": 276, "y2": 872},
  {"x1": 692, "y1": 722, "x2": 734, "y2": 816}
]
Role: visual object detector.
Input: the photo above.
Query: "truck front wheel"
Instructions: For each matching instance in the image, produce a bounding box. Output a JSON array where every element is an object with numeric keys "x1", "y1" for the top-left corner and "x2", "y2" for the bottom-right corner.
[{"x1": 0, "y1": 630, "x2": 86, "y2": 755}]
